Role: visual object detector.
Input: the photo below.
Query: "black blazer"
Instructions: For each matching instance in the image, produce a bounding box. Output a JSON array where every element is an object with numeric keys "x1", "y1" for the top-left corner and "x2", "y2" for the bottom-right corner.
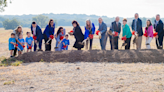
[
  {"x1": 154, "y1": 20, "x2": 164, "y2": 36},
  {"x1": 110, "y1": 21, "x2": 121, "y2": 34},
  {"x1": 131, "y1": 18, "x2": 143, "y2": 36},
  {"x1": 73, "y1": 26, "x2": 84, "y2": 49},
  {"x1": 73, "y1": 26, "x2": 84, "y2": 42}
]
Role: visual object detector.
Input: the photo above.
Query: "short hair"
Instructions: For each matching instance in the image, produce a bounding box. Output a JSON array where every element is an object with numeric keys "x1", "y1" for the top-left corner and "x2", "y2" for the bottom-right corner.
[
  {"x1": 26, "y1": 32, "x2": 30, "y2": 35},
  {"x1": 65, "y1": 34, "x2": 68, "y2": 37},
  {"x1": 72, "y1": 20, "x2": 79, "y2": 26},
  {"x1": 32, "y1": 21, "x2": 36, "y2": 24},
  {"x1": 156, "y1": 14, "x2": 160, "y2": 17},
  {"x1": 123, "y1": 18, "x2": 127, "y2": 22},
  {"x1": 11, "y1": 33, "x2": 15, "y2": 36}
]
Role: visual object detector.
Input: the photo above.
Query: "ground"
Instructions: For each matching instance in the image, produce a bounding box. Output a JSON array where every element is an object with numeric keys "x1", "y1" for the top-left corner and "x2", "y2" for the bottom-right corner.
[
  {"x1": 0, "y1": 27, "x2": 164, "y2": 92},
  {"x1": 0, "y1": 62, "x2": 164, "y2": 92}
]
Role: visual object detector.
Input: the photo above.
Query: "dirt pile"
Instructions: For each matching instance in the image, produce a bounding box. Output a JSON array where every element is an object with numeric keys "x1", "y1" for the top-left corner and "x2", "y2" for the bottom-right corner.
[{"x1": 16, "y1": 49, "x2": 164, "y2": 63}]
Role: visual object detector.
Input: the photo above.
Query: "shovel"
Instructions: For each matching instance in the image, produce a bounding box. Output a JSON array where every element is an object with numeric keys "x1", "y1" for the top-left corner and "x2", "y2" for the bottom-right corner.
[
  {"x1": 157, "y1": 39, "x2": 163, "y2": 49},
  {"x1": 121, "y1": 43, "x2": 127, "y2": 49}
]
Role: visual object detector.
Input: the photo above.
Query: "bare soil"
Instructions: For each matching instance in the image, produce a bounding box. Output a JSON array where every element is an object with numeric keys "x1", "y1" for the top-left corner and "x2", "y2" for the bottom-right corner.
[{"x1": 16, "y1": 49, "x2": 164, "y2": 63}]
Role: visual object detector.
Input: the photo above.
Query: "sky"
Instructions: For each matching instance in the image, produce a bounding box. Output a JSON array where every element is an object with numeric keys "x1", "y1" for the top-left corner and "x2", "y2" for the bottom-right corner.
[{"x1": 0, "y1": 0, "x2": 164, "y2": 18}]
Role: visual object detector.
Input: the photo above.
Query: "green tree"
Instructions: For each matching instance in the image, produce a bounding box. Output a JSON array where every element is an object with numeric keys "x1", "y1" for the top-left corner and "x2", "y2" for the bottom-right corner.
[
  {"x1": 0, "y1": 0, "x2": 12, "y2": 12},
  {"x1": 32, "y1": 15, "x2": 49, "y2": 28},
  {"x1": 3, "y1": 18, "x2": 20, "y2": 30}
]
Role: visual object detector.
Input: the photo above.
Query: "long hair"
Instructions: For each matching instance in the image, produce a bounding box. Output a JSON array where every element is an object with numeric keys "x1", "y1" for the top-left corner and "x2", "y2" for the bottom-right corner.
[
  {"x1": 48, "y1": 19, "x2": 54, "y2": 27},
  {"x1": 57, "y1": 27, "x2": 63, "y2": 36},
  {"x1": 146, "y1": 19, "x2": 152, "y2": 30},
  {"x1": 86, "y1": 19, "x2": 92, "y2": 30},
  {"x1": 14, "y1": 26, "x2": 22, "y2": 34},
  {"x1": 72, "y1": 20, "x2": 79, "y2": 26}
]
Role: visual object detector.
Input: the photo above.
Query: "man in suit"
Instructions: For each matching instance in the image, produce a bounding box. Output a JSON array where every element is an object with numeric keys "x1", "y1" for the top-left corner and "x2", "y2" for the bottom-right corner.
[
  {"x1": 31, "y1": 22, "x2": 43, "y2": 51},
  {"x1": 154, "y1": 14, "x2": 164, "y2": 49},
  {"x1": 109, "y1": 16, "x2": 121, "y2": 50},
  {"x1": 131, "y1": 13, "x2": 143, "y2": 50},
  {"x1": 98, "y1": 18, "x2": 107, "y2": 50}
]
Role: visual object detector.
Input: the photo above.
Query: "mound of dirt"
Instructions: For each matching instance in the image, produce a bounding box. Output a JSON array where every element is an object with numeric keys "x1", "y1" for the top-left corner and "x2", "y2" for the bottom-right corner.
[{"x1": 16, "y1": 49, "x2": 164, "y2": 63}]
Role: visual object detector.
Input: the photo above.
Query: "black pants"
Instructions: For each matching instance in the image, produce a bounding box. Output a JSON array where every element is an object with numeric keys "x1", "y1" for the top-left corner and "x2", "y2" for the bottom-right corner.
[
  {"x1": 86, "y1": 39, "x2": 93, "y2": 50},
  {"x1": 44, "y1": 34, "x2": 52, "y2": 51},
  {"x1": 156, "y1": 34, "x2": 163, "y2": 49},
  {"x1": 110, "y1": 36, "x2": 118, "y2": 50},
  {"x1": 125, "y1": 37, "x2": 131, "y2": 50},
  {"x1": 13, "y1": 47, "x2": 17, "y2": 56}
]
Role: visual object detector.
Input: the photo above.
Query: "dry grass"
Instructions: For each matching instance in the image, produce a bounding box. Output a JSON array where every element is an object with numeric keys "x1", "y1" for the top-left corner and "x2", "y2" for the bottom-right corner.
[{"x1": 0, "y1": 62, "x2": 164, "y2": 92}]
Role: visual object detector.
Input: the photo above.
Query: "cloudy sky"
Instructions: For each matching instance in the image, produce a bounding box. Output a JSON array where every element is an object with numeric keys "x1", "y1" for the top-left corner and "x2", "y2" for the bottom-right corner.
[{"x1": 0, "y1": 0, "x2": 164, "y2": 18}]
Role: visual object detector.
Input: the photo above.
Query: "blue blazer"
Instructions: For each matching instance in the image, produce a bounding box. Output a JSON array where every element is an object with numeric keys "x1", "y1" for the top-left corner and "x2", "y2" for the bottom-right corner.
[
  {"x1": 84, "y1": 23, "x2": 95, "y2": 39},
  {"x1": 154, "y1": 20, "x2": 164, "y2": 35},
  {"x1": 98, "y1": 22, "x2": 107, "y2": 36},
  {"x1": 31, "y1": 25, "x2": 43, "y2": 41},
  {"x1": 131, "y1": 18, "x2": 143, "y2": 36},
  {"x1": 43, "y1": 24, "x2": 55, "y2": 38}
]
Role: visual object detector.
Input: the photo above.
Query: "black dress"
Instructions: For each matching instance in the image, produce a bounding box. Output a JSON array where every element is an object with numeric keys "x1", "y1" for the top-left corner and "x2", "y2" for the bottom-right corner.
[{"x1": 73, "y1": 26, "x2": 84, "y2": 50}]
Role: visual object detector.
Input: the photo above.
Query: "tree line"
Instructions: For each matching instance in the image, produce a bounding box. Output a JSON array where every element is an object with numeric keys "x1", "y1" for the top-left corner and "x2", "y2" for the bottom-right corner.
[{"x1": 0, "y1": 13, "x2": 161, "y2": 30}]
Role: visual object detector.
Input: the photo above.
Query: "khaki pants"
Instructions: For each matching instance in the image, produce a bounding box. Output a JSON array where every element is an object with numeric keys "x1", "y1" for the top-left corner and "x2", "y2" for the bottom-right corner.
[{"x1": 136, "y1": 36, "x2": 142, "y2": 50}]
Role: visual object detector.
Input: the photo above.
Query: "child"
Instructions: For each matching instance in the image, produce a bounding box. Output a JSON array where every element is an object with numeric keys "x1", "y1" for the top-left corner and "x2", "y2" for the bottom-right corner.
[
  {"x1": 18, "y1": 34, "x2": 25, "y2": 55},
  {"x1": 8, "y1": 33, "x2": 16, "y2": 57},
  {"x1": 61, "y1": 34, "x2": 70, "y2": 50},
  {"x1": 25, "y1": 32, "x2": 33, "y2": 52}
]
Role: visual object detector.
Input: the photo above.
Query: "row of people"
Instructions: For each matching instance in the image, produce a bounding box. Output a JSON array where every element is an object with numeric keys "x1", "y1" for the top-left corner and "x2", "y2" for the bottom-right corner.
[
  {"x1": 95, "y1": 14, "x2": 163, "y2": 50},
  {"x1": 8, "y1": 13, "x2": 164, "y2": 57}
]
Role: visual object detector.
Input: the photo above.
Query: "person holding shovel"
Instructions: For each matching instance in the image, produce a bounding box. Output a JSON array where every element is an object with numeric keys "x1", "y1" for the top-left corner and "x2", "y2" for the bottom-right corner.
[
  {"x1": 55, "y1": 27, "x2": 65, "y2": 51},
  {"x1": 31, "y1": 22, "x2": 43, "y2": 51},
  {"x1": 69, "y1": 20, "x2": 84, "y2": 50},
  {"x1": 97, "y1": 18, "x2": 107, "y2": 50},
  {"x1": 43, "y1": 19, "x2": 55, "y2": 51},
  {"x1": 109, "y1": 16, "x2": 121, "y2": 50},
  {"x1": 145, "y1": 20, "x2": 153, "y2": 49},
  {"x1": 131, "y1": 13, "x2": 143, "y2": 50},
  {"x1": 154, "y1": 14, "x2": 164, "y2": 49},
  {"x1": 25, "y1": 32, "x2": 33, "y2": 52},
  {"x1": 84, "y1": 19, "x2": 95, "y2": 50},
  {"x1": 122, "y1": 19, "x2": 132, "y2": 50},
  {"x1": 17, "y1": 34, "x2": 25, "y2": 55},
  {"x1": 13, "y1": 26, "x2": 24, "y2": 56}
]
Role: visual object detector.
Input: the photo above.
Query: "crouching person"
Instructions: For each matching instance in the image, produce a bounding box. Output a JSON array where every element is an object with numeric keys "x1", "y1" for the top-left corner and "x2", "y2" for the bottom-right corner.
[{"x1": 55, "y1": 27, "x2": 65, "y2": 51}]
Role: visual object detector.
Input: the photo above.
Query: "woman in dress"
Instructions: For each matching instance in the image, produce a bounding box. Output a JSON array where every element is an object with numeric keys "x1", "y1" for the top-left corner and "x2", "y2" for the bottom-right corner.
[{"x1": 69, "y1": 20, "x2": 84, "y2": 50}]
